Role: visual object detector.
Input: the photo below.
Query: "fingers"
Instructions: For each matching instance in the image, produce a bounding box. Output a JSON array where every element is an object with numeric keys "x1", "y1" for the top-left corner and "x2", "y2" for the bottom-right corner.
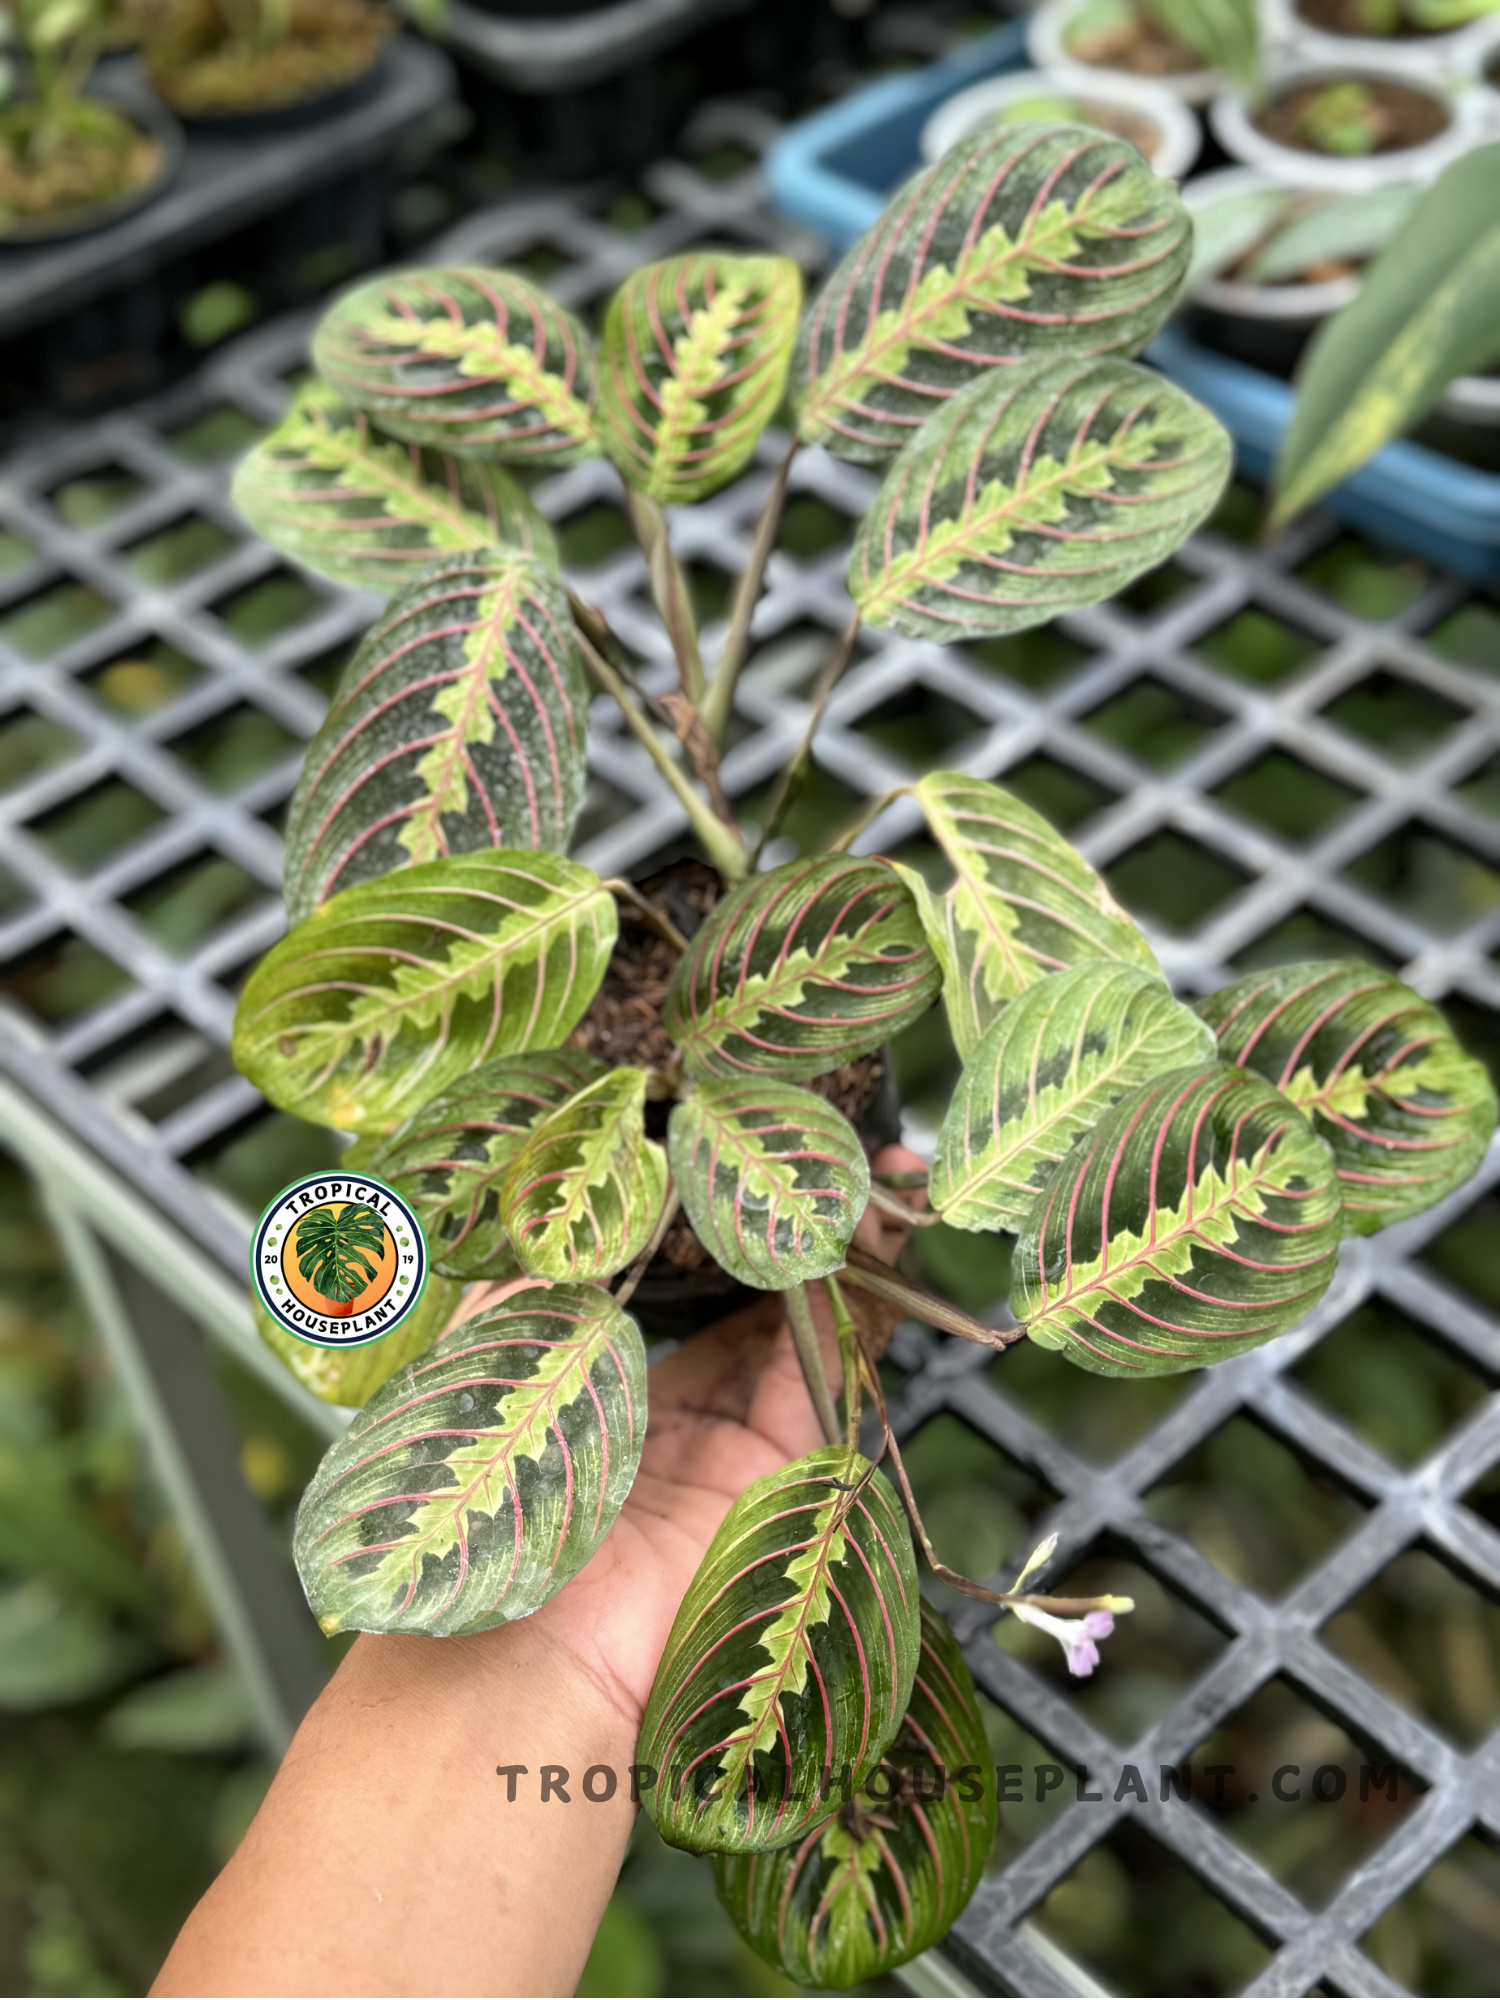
[{"x1": 854, "y1": 1141, "x2": 930, "y2": 1260}]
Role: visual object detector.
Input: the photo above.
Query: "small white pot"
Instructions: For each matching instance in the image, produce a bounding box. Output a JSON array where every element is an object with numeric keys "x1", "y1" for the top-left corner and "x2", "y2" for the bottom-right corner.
[
  {"x1": 920, "y1": 64, "x2": 1204, "y2": 180},
  {"x1": 1180, "y1": 163, "x2": 1363, "y2": 317},
  {"x1": 1261, "y1": 0, "x2": 1498, "y2": 84},
  {"x1": 1210, "y1": 50, "x2": 1490, "y2": 187},
  {"x1": 1026, "y1": 0, "x2": 1219, "y2": 106},
  {"x1": 1460, "y1": 14, "x2": 1500, "y2": 124}
]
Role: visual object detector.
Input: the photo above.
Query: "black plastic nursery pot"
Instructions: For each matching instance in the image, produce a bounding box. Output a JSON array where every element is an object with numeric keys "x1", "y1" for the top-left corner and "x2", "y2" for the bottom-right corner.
[
  {"x1": 0, "y1": 38, "x2": 455, "y2": 426},
  {"x1": 0, "y1": 81, "x2": 185, "y2": 249}
]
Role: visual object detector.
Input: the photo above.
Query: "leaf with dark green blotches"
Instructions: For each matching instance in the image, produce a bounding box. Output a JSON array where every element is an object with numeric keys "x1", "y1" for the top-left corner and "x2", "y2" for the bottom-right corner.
[
  {"x1": 850, "y1": 357, "x2": 1231, "y2": 642},
  {"x1": 712, "y1": 1603, "x2": 996, "y2": 1985},
  {"x1": 500, "y1": 1068, "x2": 668, "y2": 1283},
  {"x1": 638, "y1": 1444, "x2": 919, "y2": 1855},
  {"x1": 933, "y1": 961, "x2": 1213, "y2": 1233},
  {"x1": 902, "y1": 769, "x2": 1159, "y2": 1058},
  {"x1": 363, "y1": 1050, "x2": 607, "y2": 1280},
  {"x1": 1198, "y1": 961, "x2": 1496, "y2": 1237},
  {"x1": 282, "y1": 551, "x2": 589, "y2": 926},
  {"x1": 1011, "y1": 1061, "x2": 1343, "y2": 1376},
  {"x1": 665, "y1": 855, "x2": 942, "y2": 1081},
  {"x1": 669, "y1": 1077, "x2": 869, "y2": 1290},
  {"x1": 232, "y1": 851, "x2": 616, "y2": 1136},
  {"x1": 294, "y1": 1282, "x2": 646, "y2": 1635},
  {"x1": 230, "y1": 382, "x2": 556, "y2": 592},
  {"x1": 597, "y1": 253, "x2": 803, "y2": 502},
  {"x1": 794, "y1": 124, "x2": 1193, "y2": 467},
  {"x1": 313, "y1": 266, "x2": 599, "y2": 463}
]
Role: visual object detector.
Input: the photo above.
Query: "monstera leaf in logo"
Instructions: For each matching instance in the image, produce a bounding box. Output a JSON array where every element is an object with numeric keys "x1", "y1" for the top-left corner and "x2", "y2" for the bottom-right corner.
[{"x1": 295, "y1": 1203, "x2": 387, "y2": 1314}]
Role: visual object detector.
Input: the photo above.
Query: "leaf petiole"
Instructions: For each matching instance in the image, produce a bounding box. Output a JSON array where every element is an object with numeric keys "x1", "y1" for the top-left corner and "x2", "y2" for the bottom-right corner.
[
  {"x1": 783, "y1": 1282, "x2": 841, "y2": 1446},
  {"x1": 624, "y1": 489, "x2": 706, "y2": 704},
  {"x1": 750, "y1": 607, "x2": 862, "y2": 867},
  {"x1": 701, "y1": 439, "x2": 799, "y2": 747}
]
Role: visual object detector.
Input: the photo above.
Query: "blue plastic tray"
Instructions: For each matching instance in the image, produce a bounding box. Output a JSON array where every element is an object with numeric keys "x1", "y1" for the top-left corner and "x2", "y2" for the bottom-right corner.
[{"x1": 765, "y1": 24, "x2": 1500, "y2": 581}]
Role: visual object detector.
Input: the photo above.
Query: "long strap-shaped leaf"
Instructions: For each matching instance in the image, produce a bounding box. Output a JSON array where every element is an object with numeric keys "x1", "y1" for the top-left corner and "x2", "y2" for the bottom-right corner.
[
  {"x1": 851, "y1": 357, "x2": 1231, "y2": 641},
  {"x1": 282, "y1": 551, "x2": 589, "y2": 925},
  {"x1": 362, "y1": 1049, "x2": 606, "y2": 1280},
  {"x1": 933, "y1": 961, "x2": 1214, "y2": 1233},
  {"x1": 669, "y1": 1077, "x2": 870, "y2": 1290},
  {"x1": 293, "y1": 1282, "x2": 646, "y2": 1636},
  {"x1": 793, "y1": 123, "x2": 1193, "y2": 467},
  {"x1": 712, "y1": 1602, "x2": 996, "y2": 1986},
  {"x1": 638, "y1": 1444, "x2": 919, "y2": 1855},
  {"x1": 905, "y1": 768, "x2": 1158, "y2": 1057},
  {"x1": 665, "y1": 855, "x2": 942, "y2": 1081},
  {"x1": 233, "y1": 850, "x2": 616, "y2": 1135},
  {"x1": 231, "y1": 382, "x2": 557, "y2": 591},
  {"x1": 312, "y1": 265, "x2": 599, "y2": 463},
  {"x1": 252, "y1": 1274, "x2": 461, "y2": 1409},
  {"x1": 1198, "y1": 961, "x2": 1496, "y2": 1238},
  {"x1": 597, "y1": 253, "x2": 803, "y2": 503},
  {"x1": 1011, "y1": 1061, "x2": 1343, "y2": 1376},
  {"x1": 500, "y1": 1068, "x2": 669, "y2": 1283}
]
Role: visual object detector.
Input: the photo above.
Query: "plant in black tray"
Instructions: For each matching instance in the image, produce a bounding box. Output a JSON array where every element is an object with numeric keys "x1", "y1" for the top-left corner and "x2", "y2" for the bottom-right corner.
[
  {"x1": 141, "y1": 0, "x2": 394, "y2": 117},
  {"x1": 224, "y1": 123, "x2": 1498, "y2": 1982},
  {"x1": 0, "y1": 0, "x2": 169, "y2": 235}
]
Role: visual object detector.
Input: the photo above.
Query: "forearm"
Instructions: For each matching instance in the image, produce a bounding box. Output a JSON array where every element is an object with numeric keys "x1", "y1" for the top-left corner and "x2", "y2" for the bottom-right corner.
[{"x1": 152, "y1": 1613, "x2": 637, "y2": 1998}]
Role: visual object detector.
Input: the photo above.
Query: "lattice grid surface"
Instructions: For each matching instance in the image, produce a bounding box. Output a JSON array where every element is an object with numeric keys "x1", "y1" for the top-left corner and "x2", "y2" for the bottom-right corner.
[{"x1": 1, "y1": 88, "x2": 1499, "y2": 2000}]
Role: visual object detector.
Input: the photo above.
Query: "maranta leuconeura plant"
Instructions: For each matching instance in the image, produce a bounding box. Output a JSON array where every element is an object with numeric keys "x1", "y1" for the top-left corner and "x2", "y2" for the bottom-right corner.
[{"x1": 228, "y1": 123, "x2": 1497, "y2": 1983}]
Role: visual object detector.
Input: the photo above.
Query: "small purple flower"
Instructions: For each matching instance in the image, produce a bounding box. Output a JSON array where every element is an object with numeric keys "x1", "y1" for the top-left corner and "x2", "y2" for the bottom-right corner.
[{"x1": 1010, "y1": 1604, "x2": 1118, "y2": 1678}]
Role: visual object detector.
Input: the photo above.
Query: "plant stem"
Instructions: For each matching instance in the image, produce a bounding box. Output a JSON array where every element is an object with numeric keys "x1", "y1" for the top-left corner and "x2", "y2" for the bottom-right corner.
[
  {"x1": 829, "y1": 783, "x2": 914, "y2": 855},
  {"x1": 838, "y1": 1247, "x2": 1027, "y2": 1351},
  {"x1": 602, "y1": 878, "x2": 690, "y2": 954},
  {"x1": 784, "y1": 1282, "x2": 840, "y2": 1447},
  {"x1": 613, "y1": 1186, "x2": 681, "y2": 1310},
  {"x1": 574, "y1": 621, "x2": 749, "y2": 882},
  {"x1": 624, "y1": 489, "x2": 705, "y2": 705},
  {"x1": 865, "y1": 1182, "x2": 942, "y2": 1227},
  {"x1": 825, "y1": 1273, "x2": 863, "y2": 1452},
  {"x1": 750, "y1": 607, "x2": 861, "y2": 868},
  {"x1": 701, "y1": 440, "x2": 797, "y2": 747}
]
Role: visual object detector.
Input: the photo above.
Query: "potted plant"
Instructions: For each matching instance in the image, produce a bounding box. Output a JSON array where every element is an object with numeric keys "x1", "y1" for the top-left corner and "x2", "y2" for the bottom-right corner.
[
  {"x1": 1263, "y1": 0, "x2": 1500, "y2": 78},
  {"x1": 141, "y1": 0, "x2": 395, "y2": 125},
  {"x1": 222, "y1": 122, "x2": 1497, "y2": 1981},
  {"x1": 1027, "y1": 0, "x2": 1255, "y2": 104},
  {"x1": 0, "y1": 0, "x2": 181, "y2": 240},
  {"x1": 920, "y1": 65, "x2": 1202, "y2": 178}
]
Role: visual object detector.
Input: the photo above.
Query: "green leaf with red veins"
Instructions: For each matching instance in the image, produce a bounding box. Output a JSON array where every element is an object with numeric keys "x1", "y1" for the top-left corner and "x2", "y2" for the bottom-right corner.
[
  {"x1": 668, "y1": 1078, "x2": 869, "y2": 1291},
  {"x1": 850, "y1": 357, "x2": 1231, "y2": 642},
  {"x1": 1010, "y1": 1061, "x2": 1343, "y2": 1377},
  {"x1": 363, "y1": 1049, "x2": 606, "y2": 1280},
  {"x1": 281, "y1": 551, "x2": 589, "y2": 925},
  {"x1": 252, "y1": 1275, "x2": 462, "y2": 1408},
  {"x1": 793, "y1": 123, "x2": 1192, "y2": 467},
  {"x1": 499, "y1": 1068, "x2": 668, "y2": 1283},
  {"x1": 232, "y1": 850, "x2": 616, "y2": 1136},
  {"x1": 293, "y1": 1282, "x2": 646, "y2": 1635},
  {"x1": 597, "y1": 253, "x2": 803, "y2": 502},
  {"x1": 1197, "y1": 961, "x2": 1496, "y2": 1237},
  {"x1": 904, "y1": 769, "x2": 1159, "y2": 1059},
  {"x1": 664, "y1": 855, "x2": 942, "y2": 1081},
  {"x1": 638, "y1": 1444, "x2": 919, "y2": 1855},
  {"x1": 712, "y1": 1602, "x2": 996, "y2": 1985},
  {"x1": 312, "y1": 266, "x2": 599, "y2": 464},
  {"x1": 230, "y1": 382, "x2": 557, "y2": 593}
]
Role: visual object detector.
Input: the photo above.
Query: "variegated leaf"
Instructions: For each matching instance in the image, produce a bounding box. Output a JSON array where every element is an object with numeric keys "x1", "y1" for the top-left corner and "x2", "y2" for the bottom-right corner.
[
  {"x1": 1198, "y1": 962, "x2": 1496, "y2": 1238},
  {"x1": 312, "y1": 265, "x2": 599, "y2": 463},
  {"x1": 499, "y1": 1068, "x2": 668, "y2": 1283},
  {"x1": 282, "y1": 551, "x2": 589, "y2": 926},
  {"x1": 597, "y1": 253, "x2": 803, "y2": 502},
  {"x1": 668, "y1": 1077, "x2": 869, "y2": 1291},
  {"x1": 906, "y1": 769, "x2": 1158, "y2": 1057},
  {"x1": 230, "y1": 381, "x2": 557, "y2": 592},
  {"x1": 252, "y1": 1274, "x2": 461, "y2": 1407},
  {"x1": 362, "y1": 1050, "x2": 606, "y2": 1280},
  {"x1": 851, "y1": 357, "x2": 1232, "y2": 641},
  {"x1": 1011, "y1": 1062, "x2": 1343, "y2": 1377},
  {"x1": 713, "y1": 1603, "x2": 995, "y2": 1986},
  {"x1": 293, "y1": 1282, "x2": 646, "y2": 1635},
  {"x1": 232, "y1": 851, "x2": 616, "y2": 1136},
  {"x1": 665, "y1": 856, "x2": 942, "y2": 1081},
  {"x1": 933, "y1": 962, "x2": 1214, "y2": 1234},
  {"x1": 794, "y1": 123, "x2": 1193, "y2": 467},
  {"x1": 639, "y1": 1445, "x2": 919, "y2": 1855}
]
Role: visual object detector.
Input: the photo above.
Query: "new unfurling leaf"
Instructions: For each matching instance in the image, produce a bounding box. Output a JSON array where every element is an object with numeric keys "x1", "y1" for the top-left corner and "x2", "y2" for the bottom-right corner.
[
  {"x1": 794, "y1": 124, "x2": 1193, "y2": 466},
  {"x1": 293, "y1": 1283, "x2": 646, "y2": 1635},
  {"x1": 499, "y1": 1068, "x2": 669, "y2": 1283},
  {"x1": 281, "y1": 551, "x2": 590, "y2": 925},
  {"x1": 312, "y1": 266, "x2": 599, "y2": 463},
  {"x1": 1198, "y1": 962, "x2": 1495, "y2": 1236},
  {"x1": 638, "y1": 1445, "x2": 919, "y2": 1855},
  {"x1": 232, "y1": 851, "x2": 616, "y2": 1135}
]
